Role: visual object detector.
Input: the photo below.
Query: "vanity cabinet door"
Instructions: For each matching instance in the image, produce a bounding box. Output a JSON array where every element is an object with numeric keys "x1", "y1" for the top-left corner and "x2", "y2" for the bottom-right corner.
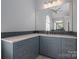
[
  {"x1": 40, "y1": 36, "x2": 62, "y2": 59},
  {"x1": 2, "y1": 40, "x2": 13, "y2": 59},
  {"x1": 62, "y1": 38, "x2": 77, "y2": 59},
  {"x1": 13, "y1": 37, "x2": 39, "y2": 59}
]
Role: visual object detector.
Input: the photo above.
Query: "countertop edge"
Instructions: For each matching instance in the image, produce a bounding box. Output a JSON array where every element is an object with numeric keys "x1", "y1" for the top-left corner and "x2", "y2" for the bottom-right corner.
[{"x1": 1, "y1": 34, "x2": 77, "y2": 43}]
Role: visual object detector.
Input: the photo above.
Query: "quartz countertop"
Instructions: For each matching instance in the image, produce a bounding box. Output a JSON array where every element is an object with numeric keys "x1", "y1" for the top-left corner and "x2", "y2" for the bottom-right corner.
[{"x1": 2, "y1": 33, "x2": 77, "y2": 43}]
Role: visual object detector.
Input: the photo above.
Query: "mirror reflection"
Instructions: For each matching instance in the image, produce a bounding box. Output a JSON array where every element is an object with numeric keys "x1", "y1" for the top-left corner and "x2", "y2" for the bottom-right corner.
[{"x1": 36, "y1": 0, "x2": 73, "y2": 32}]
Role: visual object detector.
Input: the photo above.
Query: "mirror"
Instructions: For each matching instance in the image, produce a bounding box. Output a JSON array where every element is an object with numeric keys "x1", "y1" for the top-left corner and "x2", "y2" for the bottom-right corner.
[
  {"x1": 54, "y1": 21, "x2": 64, "y2": 30},
  {"x1": 35, "y1": 0, "x2": 73, "y2": 32}
]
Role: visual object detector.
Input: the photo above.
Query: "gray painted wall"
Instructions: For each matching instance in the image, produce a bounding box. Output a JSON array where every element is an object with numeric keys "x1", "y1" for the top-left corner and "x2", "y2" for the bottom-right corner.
[
  {"x1": 73, "y1": 0, "x2": 77, "y2": 32},
  {"x1": 1, "y1": 0, "x2": 77, "y2": 32},
  {"x1": 1, "y1": 0, "x2": 36, "y2": 32}
]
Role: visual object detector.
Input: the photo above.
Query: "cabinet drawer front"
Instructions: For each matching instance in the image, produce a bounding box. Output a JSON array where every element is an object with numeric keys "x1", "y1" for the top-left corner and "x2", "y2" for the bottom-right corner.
[
  {"x1": 14, "y1": 37, "x2": 39, "y2": 48},
  {"x1": 14, "y1": 38, "x2": 33, "y2": 48}
]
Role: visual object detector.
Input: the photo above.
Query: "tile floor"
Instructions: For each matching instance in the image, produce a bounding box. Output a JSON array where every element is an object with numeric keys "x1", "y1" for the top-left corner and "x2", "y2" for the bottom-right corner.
[{"x1": 36, "y1": 55, "x2": 52, "y2": 59}]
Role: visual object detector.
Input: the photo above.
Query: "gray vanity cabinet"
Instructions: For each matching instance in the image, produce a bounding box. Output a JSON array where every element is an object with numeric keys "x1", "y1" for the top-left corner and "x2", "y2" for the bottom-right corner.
[
  {"x1": 39, "y1": 36, "x2": 77, "y2": 59},
  {"x1": 2, "y1": 40, "x2": 13, "y2": 59},
  {"x1": 40, "y1": 36, "x2": 62, "y2": 59},
  {"x1": 2, "y1": 35, "x2": 77, "y2": 59},
  {"x1": 2, "y1": 37, "x2": 39, "y2": 59},
  {"x1": 14, "y1": 37, "x2": 39, "y2": 59},
  {"x1": 62, "y1": 38, "x2": 77, "y2": 59}
]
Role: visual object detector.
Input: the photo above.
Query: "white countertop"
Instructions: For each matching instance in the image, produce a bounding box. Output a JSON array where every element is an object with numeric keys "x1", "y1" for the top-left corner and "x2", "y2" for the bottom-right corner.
[{"x1": 2, "y1": 33, "x2": 77, "y2": 43}]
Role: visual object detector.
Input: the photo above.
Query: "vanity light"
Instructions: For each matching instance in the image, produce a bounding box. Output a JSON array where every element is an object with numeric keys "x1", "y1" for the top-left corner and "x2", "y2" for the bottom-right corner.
[{"x1": 43, "y1": 0, "x2": 63, "y2": 9}]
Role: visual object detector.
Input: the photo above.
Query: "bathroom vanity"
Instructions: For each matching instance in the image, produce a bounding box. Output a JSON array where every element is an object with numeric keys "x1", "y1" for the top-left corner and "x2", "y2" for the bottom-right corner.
[
  {"x1": 1, "y1": 34, "x2": 77, "y2": 59},
  {"x1": 1, "y1": 0, "x2": 77, "y2": 59},
  {"x1": 40, "y1": 36, "x2": 77, "y2": 59}
]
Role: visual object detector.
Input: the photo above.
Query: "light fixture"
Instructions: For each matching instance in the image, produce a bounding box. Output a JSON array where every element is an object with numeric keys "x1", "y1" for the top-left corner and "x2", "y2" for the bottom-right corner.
[{"x1": 43, "y1": 0, "x2": 63, "y2": 9}]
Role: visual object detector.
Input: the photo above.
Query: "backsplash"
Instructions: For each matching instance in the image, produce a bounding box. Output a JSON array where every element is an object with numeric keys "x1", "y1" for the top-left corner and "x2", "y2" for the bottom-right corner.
[
  {"x1": 1, "y1": 31, "x2": 35, "y2": 38},
  {"x1": 1, "y1": 31, "x2": 77, "y2": 38}
]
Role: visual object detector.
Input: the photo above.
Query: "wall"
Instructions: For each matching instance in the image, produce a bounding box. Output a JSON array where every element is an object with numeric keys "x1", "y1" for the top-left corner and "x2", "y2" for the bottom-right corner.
[
  {"x1": 73, "y1": 0, "x2": 77, "y2": 32},
  {"x1": 1, "y1": 0, "x2": 77, "y2": 32},
  {"x1": 1, "y1": 0, "x2": 35, "y2": 32}
]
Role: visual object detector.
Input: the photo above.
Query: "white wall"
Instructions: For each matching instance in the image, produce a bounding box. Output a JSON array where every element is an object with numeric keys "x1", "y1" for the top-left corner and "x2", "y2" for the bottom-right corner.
[{"x1": 1, "y1": 0, "x2": 35, "y2": 32}]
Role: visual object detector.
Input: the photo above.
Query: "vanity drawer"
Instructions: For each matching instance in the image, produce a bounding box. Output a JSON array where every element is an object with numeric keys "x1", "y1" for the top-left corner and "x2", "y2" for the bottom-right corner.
[
  {"x1": 14, "y1": 37, "x2": 39, "y2": 48},
  {"x1": 14, "y1": 38, "x2": 33, "y2": 48}
]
